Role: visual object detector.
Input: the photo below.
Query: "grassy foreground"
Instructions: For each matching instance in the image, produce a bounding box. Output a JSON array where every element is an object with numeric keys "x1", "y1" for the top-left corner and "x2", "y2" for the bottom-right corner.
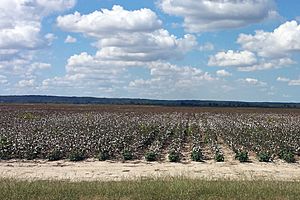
[{"x1": 1, "y1": 178, "x2": 300, "y2": 200}]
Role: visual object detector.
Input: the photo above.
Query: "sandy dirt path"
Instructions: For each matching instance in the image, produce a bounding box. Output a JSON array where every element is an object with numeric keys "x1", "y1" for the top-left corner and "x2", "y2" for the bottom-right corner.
[{"x1": 0, "y1": 159, "x2": 299, "y2": 182}]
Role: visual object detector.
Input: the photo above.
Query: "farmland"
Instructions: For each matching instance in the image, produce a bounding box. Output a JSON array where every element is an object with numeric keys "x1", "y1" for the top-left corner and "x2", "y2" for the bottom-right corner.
[
  {"x1": 1, "y1": 104, "x2": 299, "y2": 163},
  {"x1": 1, "y1": 104, "x2": 300, "y2": 199}
]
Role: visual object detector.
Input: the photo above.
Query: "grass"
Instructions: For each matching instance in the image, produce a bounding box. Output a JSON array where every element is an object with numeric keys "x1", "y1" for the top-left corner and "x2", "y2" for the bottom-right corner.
[{"x1": 1, "y1": 178, "x2": 300, "y2": 200}]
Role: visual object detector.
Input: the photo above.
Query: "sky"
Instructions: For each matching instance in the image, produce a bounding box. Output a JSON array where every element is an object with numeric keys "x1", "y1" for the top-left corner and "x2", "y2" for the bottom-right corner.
[{"x1": 0, "y1": 0, "x2": 299, "y2": 102}]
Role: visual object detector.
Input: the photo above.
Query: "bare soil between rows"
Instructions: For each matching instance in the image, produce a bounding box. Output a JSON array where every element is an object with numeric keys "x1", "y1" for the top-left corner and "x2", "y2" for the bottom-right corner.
[{"x1": 1, "y1": 159, "x2": 299, "y2": 182}]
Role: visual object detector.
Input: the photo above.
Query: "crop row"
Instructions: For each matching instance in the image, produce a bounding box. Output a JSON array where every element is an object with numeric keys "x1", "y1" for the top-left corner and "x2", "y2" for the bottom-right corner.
[{"x1": 0, "y1": 107, "x2": 299, "y2": 163}]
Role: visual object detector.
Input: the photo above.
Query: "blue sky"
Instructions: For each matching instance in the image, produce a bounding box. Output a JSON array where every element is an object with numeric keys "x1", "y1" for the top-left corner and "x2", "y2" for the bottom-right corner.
[{"x1": 0, "y1": 0, "x2": 299, "y2": 102}]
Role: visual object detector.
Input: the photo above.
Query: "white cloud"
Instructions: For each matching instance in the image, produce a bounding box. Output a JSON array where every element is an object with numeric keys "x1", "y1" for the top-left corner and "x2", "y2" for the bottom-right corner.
[
  {"x1": 0, "y1": 0, "x2": 75, "y2": 88},
  {"x1": 158, "y1": 0, "x2": 276, "y2": 32},
  {"x1": 289, "y1": 79, "x2": 300, "y2": 86},
  {"x1": 57, "y1": 5, "x2": 162, "y2": 37},
  {"x1": 35, "y1": 0, "x2": 76, "y2": 15},
  {"x1": 26, "y1": 62, "x2": 51, "y2": 77},
  {"x1": 128, "y1": 62, "x2": 216, "y2": 98},
  {"x1": 17, "y1": 79, "x2": 35, "y2": 88},
  {"x1": 57, "y1": 6, "x2": 197, "y2": 62},
  {"x1": 277, "y1": 77, "x2": 300, "y2": 86},
  {"x1": 43, "y1": 58, "x2": 217, "y2": 98},
  {"x1": 239, "y1": 78, "x2": 267, "y2": 87},
  {"x1": 148, "y1": 62, "x2": 215, "y2": 81},
  {"x1": 64, "y1": 35, "x2": 77, "y2": 43},
  {"x1": 44, "y1": 6, "x2": 198, "y2": 93},
  {"x1": 0, "y1": 49, "x2": 20, "y2": 61},
  {"x1": 42, "y1": 52, "x2": 129, "y2": 93},
  {"x1": 45, "y1": 33, "x2": 57, "y2": 45},
  {"x1": 48, "y1": 6, "x2": 185, "y2": 93},
  {"x1": 208, "y1": 50, "x2": 257, "y2": 67},
  {"x1": 208, "y1": 21, "x2": 299, "y2": 72},
  {"x1": 0, "y1": 75, "x2": 8, "y2": 84},
  {"x1": 216, "y1": 70, "x2": 232, "y2": 77},
  {"x1": 94, "y1": 30, "x2": 197, "y2": 62},
  {"x1": 0, "y1": 54, "x2": 51, "y2": 80},
  {"x1": 238, "y1": 21, "x2": 300, "y2": 58},
  {"x1": 0, "y1": 22, "x2": 42, "y2": 50},
  {"x1": 65, "y1": 52, "x2": 127, "y2": 77},
  {"x1": 237, "y1": 58, "x2": 295, "y2": 72},
  {"x1": 277, "y1": 77, "x2": 290, "y2": 82},
  {"x1": 199, "y1": 42, "x2": 214, "y2": 51},
  {"x1": 0, "y1": 0, "x2": 75, "y2": 51}
]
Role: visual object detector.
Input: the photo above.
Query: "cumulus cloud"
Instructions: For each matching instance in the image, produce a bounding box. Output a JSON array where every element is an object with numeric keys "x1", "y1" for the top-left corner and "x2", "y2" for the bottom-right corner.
[
  {"x1": 128, "y1": 62, "x2": 216, "y2": 98},
  {"x1": 277, "y1": 77, "x2": 300, "y2": 86},
  {"x1": 208, "y1": 21, "x2": 300, "y2": 71},
  {"x1": 43, "y1": 6, "x2": 198, "y2": 93},
  {"x1": 34, "y1": 0, "x2": 76, "y2": 15},
  {"x1": 208, "y1": 50, "x2": 257, "y2": 67},
  {"x1": 239, "y1": 78, "x2": 267, "y2": 87},
  {"x1": 0, "y1": 52, "x2": 51, "y2": 81},
  {"x1": 237, "y1": 58, "x2": 295, "y2": 72},
  {"x1": 199, "y1": 42, "x2": 214, "y2": 51},
  {"x1": 158, "y1": 0, "x2": 277, "y2": 32},
  {"x1": 42, "y1": 52, "x2": 130, "y2": 94},
  {"x1": 127, "y1": 69, "x2": 277, "y2": 100},
  {"x1": 0, "y1": 75, "x2": 8, "y2": 84},
  {"x1": 0, "y1": 0, "x2": 75, "y2": 52},
  {"x1": 94, "y1": 31, "x2": 197, "y2": 62},
  {"x1": 148, "y1": 62, "x2": 215, "y2": 81},
  {"x1": 45, "y1": 33, "x2": 57, "y2": 45},
  {"x1": 277, "y1": 77, "x2": 290, "y2": 82},
  {"x1": 65, "y1": 52, "x2": 128, "y2": 78},
  {"x1": 57, "y1": 5, "x2": 162, "y2": 37},
  {"x1": 26, "y1": 62, "x2": 51, "y2": 77},
  {"x1": 0, "y1": 22, "x2": 42, "y2": 51},
  {"x1": 0, "y1": 0, "x2": 75, "y2": 93},
  {"x1": 216, "y1": 69, "x2": 232, "y2": 77},
  {"x1": 0, "y1": 0, "x2": 75, "y2": 90},
  {"x1": 238, "y1": 21, "x2": 300, "y2": 58},
  {"x1": 57, "y1": 6, "x2": 197, "y2": 62},
  {"x1": 64, "y1": 35, "x2": 77, "y2": 43},
  {"x1": 17, "y1": 79, "x2": 36, "y2": 88},
  {"x1": 289, "y1": 80, "x2": 300, "y2": 86}
]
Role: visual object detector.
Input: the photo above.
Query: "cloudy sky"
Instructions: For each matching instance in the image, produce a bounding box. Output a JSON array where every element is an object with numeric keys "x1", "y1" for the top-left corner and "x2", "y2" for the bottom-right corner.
[{"x1": 0, "y1": 0, "x2": 299, "y2": 102}]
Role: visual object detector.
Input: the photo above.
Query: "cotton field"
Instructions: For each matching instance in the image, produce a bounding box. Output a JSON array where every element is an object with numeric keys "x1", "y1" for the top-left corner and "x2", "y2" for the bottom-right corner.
[{"x1": 0, "y1": 105, "x2": 299, "y2": 163}]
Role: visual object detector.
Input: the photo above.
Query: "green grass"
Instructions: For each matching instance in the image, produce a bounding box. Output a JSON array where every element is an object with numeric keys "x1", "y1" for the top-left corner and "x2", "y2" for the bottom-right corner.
[{"x1": 1, "y1": 178, "x2": 299, "y2": 200}]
